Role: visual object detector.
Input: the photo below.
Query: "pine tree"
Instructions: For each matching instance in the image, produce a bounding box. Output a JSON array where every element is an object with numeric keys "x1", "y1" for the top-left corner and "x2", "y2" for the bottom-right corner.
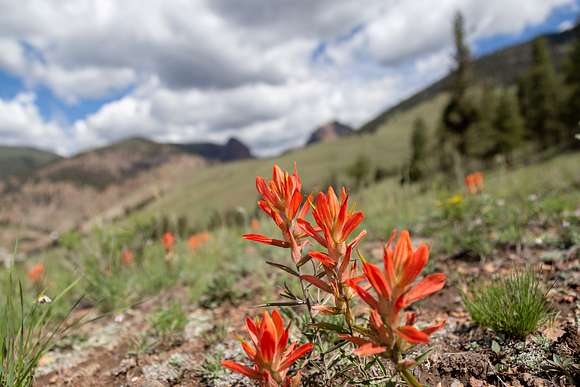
[
  {"x1": 494, "y1": 90, "x2": 525, "y2": 163},
  {"x1": 466, "y1": 84, "x2": 498, "y2": 162},
  {"x1": 440, "y1": 12, "x2": 478, "y2": 158},
  {"x1": 408, "y1": 117, "x2": 428, "y2": 182},
  {"x1": 346, "y1": 154, "x2": 371, "y2": 190},
  {"x1": 563, "y1": 22, "x2": 580, "y2": 146},
  {"x1": 521, "y1": 38, "x2": 565, "y2": 148}
]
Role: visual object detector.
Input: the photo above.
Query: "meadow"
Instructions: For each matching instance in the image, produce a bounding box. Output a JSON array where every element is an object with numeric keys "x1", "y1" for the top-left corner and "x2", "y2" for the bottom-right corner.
[{"x1": 1, "y1": 149, "x2": 577, "y2": 386}]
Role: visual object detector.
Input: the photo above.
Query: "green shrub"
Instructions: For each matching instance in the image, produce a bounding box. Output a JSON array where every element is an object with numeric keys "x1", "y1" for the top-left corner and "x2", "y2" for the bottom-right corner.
[
  {"x1": 463, "y1": 269, "x2": 551, "y2": 337},
  {"x1": 199, "y1": 272, "x2": 243, "y2": 308}
]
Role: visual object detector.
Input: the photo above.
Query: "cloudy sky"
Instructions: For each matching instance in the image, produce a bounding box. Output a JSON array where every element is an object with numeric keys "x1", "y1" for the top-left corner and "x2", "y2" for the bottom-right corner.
[{"x1": 0, "y1": 0, "x2": 578, "y2": 156}]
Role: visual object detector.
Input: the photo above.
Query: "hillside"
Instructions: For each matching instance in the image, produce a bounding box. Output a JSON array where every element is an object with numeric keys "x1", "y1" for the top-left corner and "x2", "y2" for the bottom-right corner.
[
  {"x1": 0, "y1": 135, "x2": 260, "y2": 253},
  {"x1": 134, "y1": 94, "x2": 448, "y2": 225},
  {"x1": 0, "y1": 146, "x2": 61, "y2": 181},
  {"x1": 360, "y1": 24, "x2": 579, "y2": 134},
  {"x1": 131, "y1": 26, "x2": 580, "y2": 227}
]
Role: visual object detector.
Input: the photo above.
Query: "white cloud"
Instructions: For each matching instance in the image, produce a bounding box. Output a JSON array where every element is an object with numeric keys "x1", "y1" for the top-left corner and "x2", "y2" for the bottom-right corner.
[
  {"x1": 0, "y1": 93, "x2": 70, "y2": 154},
  {"x1": 70, "y1": 74, "x2": 405, "y2": 156},
  {"x1": 0, "y1": 0, "x2": 576, "y2": 155}
]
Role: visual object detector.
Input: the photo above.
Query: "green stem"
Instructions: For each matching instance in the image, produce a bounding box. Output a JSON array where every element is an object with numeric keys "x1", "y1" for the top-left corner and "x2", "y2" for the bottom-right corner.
[{"x1": 401, "y1": 368, "x2": 422, "y2": 387}]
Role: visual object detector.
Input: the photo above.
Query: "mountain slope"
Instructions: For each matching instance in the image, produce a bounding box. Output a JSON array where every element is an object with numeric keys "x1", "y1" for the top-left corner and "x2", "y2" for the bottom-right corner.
[
  {"x1": 174, "y1": 137, "x2": 253, "y2": 161},
  {"x1": 0, "y1": 146, "x2": 61, "y2": 180},
  {"x1": 306, "y1": 121, "x2": 354, "y2": 145},
  {"x1": 133, "y1": 27, "x2": 579, "y2": 226},
  {"x1": 360, "y1": 24, "x2": 579, "y2": 134}
]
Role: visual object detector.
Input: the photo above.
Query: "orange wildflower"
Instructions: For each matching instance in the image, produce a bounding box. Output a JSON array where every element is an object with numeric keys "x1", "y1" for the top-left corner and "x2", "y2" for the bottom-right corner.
[
  {"x1": 298, "y1": 186, "x2": 367, "y2": 318},
  {"x1": 298, "y1": 186, "x2": 364, "y2": 258},
  {"x1": 250, "y1": 218, "x2": 261, "y2": 230},
  {"x1": 222, "y1": 310, "x2": 313, "y2": 386},
  {"x1": 188, "y1": 232, "x2": 210, "y2": 251},
  {"x1": 121, "y1": 249, "x2": 134, "y2": 266},
  {"x1": 342, "y1": 230, "x2": 446, "y2": 355},
  {"x1": 243, "y1": 164, "x2": 312, "y2": 263},
  {"x1": 28, "y1": 263, "x2": 45, "y2": 284},
  {"x1": 465, "y1": 172, "x2": 484, "y2": 194},
  {"x1": 162, "y1": 232, "x2": 175, "y2": 253}
]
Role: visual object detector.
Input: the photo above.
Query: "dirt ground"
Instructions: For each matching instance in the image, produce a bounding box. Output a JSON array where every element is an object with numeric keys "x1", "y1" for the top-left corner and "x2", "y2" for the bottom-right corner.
[{"x1": 34, "y1": 241, "x2": 579, "y2": 387}]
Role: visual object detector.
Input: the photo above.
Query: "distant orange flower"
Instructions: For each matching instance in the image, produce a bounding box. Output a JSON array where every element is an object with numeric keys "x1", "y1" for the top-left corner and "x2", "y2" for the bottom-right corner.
[
  {"x1": 162, "y1": 232, "x2": 175, "y2": 253},
  {"x1": 465, "y1": 172, "x2": 484, "y2": 194},
  {"x1": 243, "y1": 163, "x2": 312, "y2": 263},
  {"x1": 188, "y1": 232, "x2": 210, "y2": 251},
  {"x1": 121, "y1": 249, "x2": 134, "y2": 266},
  {"x1": 250, "y1": 218, "x2": 261, "y2": 230},
  {"x1": 28, "y1": 263, "x2": 45, "y2": 284},
  {"x1": 222, "y1": 310, "x2": 313, "y2": 386},
  {"x1": 342, "y1": 230, "x2": 446, "y2": 355}
]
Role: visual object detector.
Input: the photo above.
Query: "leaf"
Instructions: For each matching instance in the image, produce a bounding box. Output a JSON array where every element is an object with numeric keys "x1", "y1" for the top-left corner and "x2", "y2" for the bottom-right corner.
[
  {"x1": 279, "y1": 281, "x2": 300, "y2": 300},
  {"x1": 411, "y1": 348, "x2": 433, "y2": 368},
  {"x1": 491, "y1": 340, "x2": 501, "y2": 354},
  {"x1": 254, "y1": 300, "x2": 305, "y2": 308},
  {"x1": 296, "y1": 255, "x2": 311, "y2": 267},
  {"x1": 265, "y1": 261, "x2": 299, "y2": 277},
  {"x1": 309, "y1": 322, "x2": 348, "y2": 334}
]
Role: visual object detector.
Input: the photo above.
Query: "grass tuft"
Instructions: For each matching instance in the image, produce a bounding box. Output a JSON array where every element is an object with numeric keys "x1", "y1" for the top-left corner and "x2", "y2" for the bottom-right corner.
[
  {"x1": 149, "y1": 302, "x2": 188, "y2": 339},
  {"x1": 0, "y1": 273, "x2": 79, "y2": 386},
  {"x1": 463, "y1": 269, "x2": 551, "y2": 338}
]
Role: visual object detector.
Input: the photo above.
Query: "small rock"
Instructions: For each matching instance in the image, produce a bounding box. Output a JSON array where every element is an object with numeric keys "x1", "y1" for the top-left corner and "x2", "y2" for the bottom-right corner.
[
  {"x1": 112, "y1": 357, "x2": 137, "y2": 376},
  {"x1": 451, "y1": 379, "x2": 464, "y2": 387},
  {"x1": 437, "y1": 352, "x2": 492, "y2": 378},
  {"x1": 469, "y1": 377, "x2": 485, "y2": 387},
  {"x1": 141, "y1": 353, "x2": 194, "y2": 384},
  {"x1": 542, "y1": 326, "x2": 565, "y2": 342},
  {"x1": 184, "y1": 310, "x2": 213, "y2": 340},
  {"x1": 142, "y1": 362, "x2": 180, "y2": 385}
]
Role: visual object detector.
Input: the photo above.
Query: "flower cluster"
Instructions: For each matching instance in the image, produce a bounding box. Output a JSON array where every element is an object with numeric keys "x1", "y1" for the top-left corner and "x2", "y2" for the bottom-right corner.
[
  {"x1": 121, "y1": 249, "x2": 134, "y2": 266},
  {"x1": 225, "y1": 163, "x2": 447, "y2": 386},
  {"x1": 299, "y1": 187, "x2": 366, "y2": 319},
  {"x1": 243, "y1": 164, "x2": 311, "y2": 263},
  {"x1": 222, "y1": 310, "x2": 313, "y2": 386},
  {"x1": 187, "y1": 231, "x2": 210, "y2": 252},
  {"x1": 342, "y1": 231, "x2": 446, "y2": 364},
  {"x1": 162, "y1": 231, "x2": 175, "y2": 253},
  {"x1": 28, "y1": 263, "x2": 45, "y2": 284},
  {"x1": 465, "y1": 172, "x2": 484, "y2": 194}
]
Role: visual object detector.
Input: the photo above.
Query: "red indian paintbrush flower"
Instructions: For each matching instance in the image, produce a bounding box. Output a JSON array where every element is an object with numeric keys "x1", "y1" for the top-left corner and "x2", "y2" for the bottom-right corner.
[
  {"x1": 188, "y1": 232, "x2": 210, "y2": 252},
  {"x1": 298, "y1": 186, "x2": 364, "y2": 258},
  {"x1": 243, "y1": 163, "x2": 312, "y2": 262},
  {"x1": 121, "y1": 249, "x2": 134, "y2": 266},
  {"x1": 342, "y1": 230, "x2": 446, "y2": 355},
  {"x1": 162, "y1": 232, "x2": 175, "y2": 253},
  {"x1": 28, "y1": 263, "x2": 45, "y2": 284},
  {"x1": 222, "y1": 309, "x2": 313, "y2": 386},
  {"x1": 298, "y1": 186, "x2": 366, "y2": 318},
  {"x1": 465, "y1": 172, "x2": 484, "y2": 194}
]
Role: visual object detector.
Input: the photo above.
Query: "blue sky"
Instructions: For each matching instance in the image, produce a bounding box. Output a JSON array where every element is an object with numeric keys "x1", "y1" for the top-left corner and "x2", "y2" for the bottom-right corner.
[{"x1": 0, "y1": 0, "x2": 578, "y2": 156}]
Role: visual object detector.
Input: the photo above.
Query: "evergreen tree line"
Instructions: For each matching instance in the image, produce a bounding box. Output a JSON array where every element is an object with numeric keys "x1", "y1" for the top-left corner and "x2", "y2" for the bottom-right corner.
[{"x1": 407, "y1": 13, "x2": 580, "y2": 183}]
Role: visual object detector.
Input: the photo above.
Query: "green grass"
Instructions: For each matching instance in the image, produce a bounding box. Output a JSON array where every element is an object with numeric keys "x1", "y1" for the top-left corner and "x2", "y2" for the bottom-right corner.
[
  {"x1": 357, "y1": 152, "x2": 580, "y2": 238},
  {"x1": 462, "y1": 269, "x2": 552, "y2": 338},
  {"x1": 149, "y1": 302, "x2": 188, "y2": 339},
  {"x1": 0, "y1": 273, "x2": 78, "y2": 386}
]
